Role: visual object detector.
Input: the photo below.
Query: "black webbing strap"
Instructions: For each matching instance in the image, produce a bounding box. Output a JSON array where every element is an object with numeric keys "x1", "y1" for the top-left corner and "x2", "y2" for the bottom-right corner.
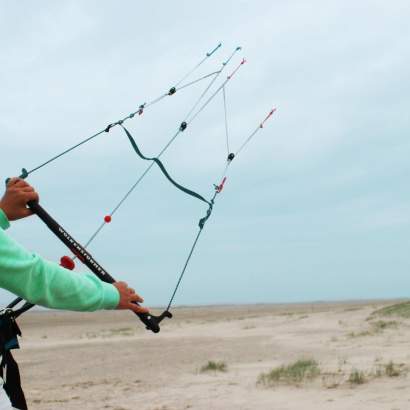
[
  {"x1": 1, "y1": 351, "x2": 26, "y2": 410},
  {"x1": 0, "y1": 311, "x2": 27, "y2": 410},
  {"x1": 121, "y1": 126, "x2": 211, "y2": 206}
]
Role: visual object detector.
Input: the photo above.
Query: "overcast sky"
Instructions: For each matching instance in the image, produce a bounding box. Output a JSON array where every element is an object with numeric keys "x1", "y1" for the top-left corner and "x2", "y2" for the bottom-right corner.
[{"x1": 1, "y1": 1, "x2": 409, "y2": 310}]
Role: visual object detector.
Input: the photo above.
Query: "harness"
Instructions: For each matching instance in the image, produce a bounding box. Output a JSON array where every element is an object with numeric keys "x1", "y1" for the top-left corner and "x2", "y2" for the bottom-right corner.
[{"x1": 0, "y1": 309, "x2": 26, "y2": 410}]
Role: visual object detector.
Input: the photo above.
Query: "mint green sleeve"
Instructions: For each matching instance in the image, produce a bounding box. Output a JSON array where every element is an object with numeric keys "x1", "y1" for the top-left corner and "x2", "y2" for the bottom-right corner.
[{"x1": 0, "y1": 210, "x2": 119, "y2": 311}]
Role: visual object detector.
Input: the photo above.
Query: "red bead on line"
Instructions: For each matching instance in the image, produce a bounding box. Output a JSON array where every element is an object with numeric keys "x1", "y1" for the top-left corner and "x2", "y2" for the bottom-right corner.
[{"x1": 104, "y1": 216, "x2": 112, "y2": 223}]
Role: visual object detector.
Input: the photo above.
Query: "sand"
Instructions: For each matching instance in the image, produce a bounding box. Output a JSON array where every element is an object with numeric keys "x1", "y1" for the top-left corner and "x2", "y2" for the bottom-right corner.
[{"x1": 11, "y1": 301, "x2": 410, "y2": 409}]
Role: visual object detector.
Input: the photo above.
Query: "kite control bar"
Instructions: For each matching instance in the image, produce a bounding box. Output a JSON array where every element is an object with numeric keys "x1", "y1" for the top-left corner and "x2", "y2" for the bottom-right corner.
[{"x1": 26, "y1": 200, "x2": 172, "y2": 333}]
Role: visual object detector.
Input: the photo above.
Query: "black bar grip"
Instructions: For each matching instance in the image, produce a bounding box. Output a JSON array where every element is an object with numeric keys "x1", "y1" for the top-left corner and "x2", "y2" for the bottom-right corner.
[{"x1": 26, "y1": 200, "x2": 171, "y2": 333}]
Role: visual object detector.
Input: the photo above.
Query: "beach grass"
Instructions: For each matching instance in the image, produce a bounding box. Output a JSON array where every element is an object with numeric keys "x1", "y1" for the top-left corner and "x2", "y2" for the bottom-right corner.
[
  {"x1": 258, "y1": 359, "x2": 320, "y2": 386},
  {"x1": 385, "y1": 361, "x2": 402, "y2": 377},
  {"x1": 348, "y1": 369, "x2": 367, "y2": 385},
  {"x1": 200, "y1": 360, "x2": 227, "y2": 373},
  {"x1": 370, "y1": 320, "x2": 398, "y2": 330},
  {"x1": 371, "y1": 301, "x2": 410, "y2": 318}
]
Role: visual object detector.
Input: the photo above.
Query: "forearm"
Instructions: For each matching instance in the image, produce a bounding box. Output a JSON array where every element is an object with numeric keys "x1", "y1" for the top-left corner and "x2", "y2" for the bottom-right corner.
[{"x1": 0, "y1": 212, "x2": 119, "y2": 311}]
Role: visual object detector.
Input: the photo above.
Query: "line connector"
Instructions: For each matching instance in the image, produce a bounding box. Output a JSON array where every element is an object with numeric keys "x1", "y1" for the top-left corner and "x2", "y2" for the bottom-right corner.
[
  {"x1": 207, "y1": 42, "x2": 222, "y2": 57},
  {"x1": 138, "y1": 103, "x2": 146, "y2": 116},
  {"x1": 6, "y1": 168, "x2": 29, "y2": 185},
  {"x1": 198, "y1": 202, "x2": 214, "y2": 229},
  {"x1": 260, "y1": 108, "x2": 276, "y2": 128},
  {"x1": 105, "y1": 123, "x2": 115, "y2": 132},
  {"x1": 223, "y1": 46, "x2": 242, "y2": 66},
  {"x1": 228, "y1": 58, "x2": 246, "y2": 79},
  {"x1": 217, "y1": 177, "x2": 227, "y2": 193}
]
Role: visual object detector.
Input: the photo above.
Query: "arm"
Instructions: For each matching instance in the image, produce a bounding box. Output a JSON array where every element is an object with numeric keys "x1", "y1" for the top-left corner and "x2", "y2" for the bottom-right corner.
[
  {"x1": 0, "y1": 178, "x2": 148, "y2": 313},
  {"x1": 0, "y1": 224, "x2": 118, "y2": 311}
]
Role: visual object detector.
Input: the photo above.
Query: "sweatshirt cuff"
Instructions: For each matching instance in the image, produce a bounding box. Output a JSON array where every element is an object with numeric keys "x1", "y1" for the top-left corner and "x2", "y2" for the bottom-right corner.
[
  {"x1": 0, "y1": 210, "x2": 10, "y2": 230},
  {"x1": 101, "y1": 282, "x2": 120, "y2": 310}
]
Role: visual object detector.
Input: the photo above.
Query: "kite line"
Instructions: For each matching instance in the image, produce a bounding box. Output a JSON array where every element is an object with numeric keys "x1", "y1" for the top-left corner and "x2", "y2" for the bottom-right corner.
[{"x1": 6, "y1": 43, "x2": 276, "y2": 332}]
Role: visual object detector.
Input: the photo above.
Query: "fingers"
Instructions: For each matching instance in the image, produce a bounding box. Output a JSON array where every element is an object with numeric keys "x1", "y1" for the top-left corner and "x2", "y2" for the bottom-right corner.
[
  {"x1": 115, "y1": 282, "x2": 142, "y2": 301},
  {"x1": 130, "y1": 292, "x2": 143, "y2": 303},
  {"x1": 7, "y1": 178, "x2": 30, "y2": 189},
  {"x1": 10, "y1": 187, "x2": 40, "y2": 205},
  {"x1": 19, "y1": 208, "x2": 35, "y2": 218},
  {"x1": 13, "y1": 180, "x2": 31, "y2": 189},
  {"x1": 128, "y1": 293, "x2": 149, "y2": 314},
  {"x1": 24, "y1": 191, "x2": 40, "y2": 204},
  {"x1": 130, "y1": 303, "x2": 149, "y2": 314},
  {"x1": 6, "y1": 177, "x2": 23, "y2": 188},
  {"x1": 5, "y1": 178, "x2": 39, "y2": 203},
  {"x1": 0, "y1": 178, "x2": 39, "y2": 221},
  {"x1": 113, "y1": 281, "x2": 148, "y2": 313}
]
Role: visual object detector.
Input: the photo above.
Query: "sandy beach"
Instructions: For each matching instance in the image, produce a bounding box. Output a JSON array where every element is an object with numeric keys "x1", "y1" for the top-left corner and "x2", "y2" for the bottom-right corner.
[{"x1": 12, "y1": 301, "x2": 410, "y2": 409}]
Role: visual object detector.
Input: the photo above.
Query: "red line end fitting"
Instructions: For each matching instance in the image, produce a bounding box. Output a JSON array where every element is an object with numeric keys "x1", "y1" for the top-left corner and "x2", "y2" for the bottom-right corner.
[
  {"x1": 104, "y1": 216, "x2": 112, "y2": 223},
  {"x1": 217, "y1": 177, "x2": 227, "y2": 193},
  {"x1": 260, "y1": 108, "x2": 276, "y2": 128},
  {"x1": 228, "y1": 58, "x2": 247, "y2": 79}
]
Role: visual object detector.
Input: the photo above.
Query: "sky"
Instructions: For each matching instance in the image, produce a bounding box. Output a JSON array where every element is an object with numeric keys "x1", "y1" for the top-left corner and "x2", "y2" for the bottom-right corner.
[{"x1": 1, "y1": 0, "x2": 410, "y2": 310}]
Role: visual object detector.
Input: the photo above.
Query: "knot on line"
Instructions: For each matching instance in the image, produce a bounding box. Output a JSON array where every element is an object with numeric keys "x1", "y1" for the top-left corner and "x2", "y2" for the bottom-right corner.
[
  {"x1": 105, "y1": 123, "x2": 115, "y2": 132},
  {"x1": 198, "y1": 203, "x2": 213, "y2": 230},
  {"x1": 105, "y1": 120, "x2": 124, "y2": 132}
]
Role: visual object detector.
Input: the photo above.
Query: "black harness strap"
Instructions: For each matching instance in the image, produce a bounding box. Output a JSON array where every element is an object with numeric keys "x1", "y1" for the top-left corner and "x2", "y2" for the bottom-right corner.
[{"x1": 0, "y1": 311, "x2": 27, "y2": 410}]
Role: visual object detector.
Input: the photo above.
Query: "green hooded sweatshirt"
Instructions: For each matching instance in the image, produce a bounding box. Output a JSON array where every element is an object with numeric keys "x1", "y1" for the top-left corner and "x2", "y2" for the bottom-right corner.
[{"x1": 0, "y1": 210, "x2": 119, "y2": 311}]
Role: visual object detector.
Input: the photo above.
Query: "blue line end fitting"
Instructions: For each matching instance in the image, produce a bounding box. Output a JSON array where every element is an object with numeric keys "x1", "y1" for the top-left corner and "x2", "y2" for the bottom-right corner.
[{"x1": 207, "y1": 42, "x2": 222, "y2": 57}]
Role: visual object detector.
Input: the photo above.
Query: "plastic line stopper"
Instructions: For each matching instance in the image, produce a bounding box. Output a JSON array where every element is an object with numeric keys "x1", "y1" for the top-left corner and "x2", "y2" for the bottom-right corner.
[{"x1": 60, "y1": 256, "x2": 75, "y2": 270}]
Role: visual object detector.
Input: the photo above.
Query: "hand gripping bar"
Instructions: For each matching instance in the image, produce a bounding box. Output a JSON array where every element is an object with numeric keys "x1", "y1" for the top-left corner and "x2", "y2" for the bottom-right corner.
[{"x1": 26, "y1": 201, "x2": 172, "y2": 333}]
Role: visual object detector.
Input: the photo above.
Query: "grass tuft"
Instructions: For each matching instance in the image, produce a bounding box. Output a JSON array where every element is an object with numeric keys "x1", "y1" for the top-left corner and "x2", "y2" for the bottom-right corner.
[
  {"x1": 370, "y1": 320, "x2": 398, "y2": 330},
  {"x1": 346, "y1": 320, "x2": 398, "y2": 339},
  {"x1": 200, "y1": 360, "x2": 227, "y2": 373},
  {"x1": 371, "y1": 360, "x2": 405, "y2": 378},
  {"x1": 347, "y1": 330, "x2": 372, "y2": 338},
  {"x1": 385, "y1": 360, "x2": 401, "y2": 377},
  {"x1": 348, "y1": 369, "x2": 367, "y2": 385},
  {"x1": 258, "y1": 359, "x2": 320, "y2": 386}
]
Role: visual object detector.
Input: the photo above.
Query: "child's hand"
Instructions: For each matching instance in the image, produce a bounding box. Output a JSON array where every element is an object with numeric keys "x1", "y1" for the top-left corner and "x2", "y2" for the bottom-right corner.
[
  {"x1": 0, "y1": 178, "x2": 40, "y2": 221},
  {"x1": 112, "y1": 281, "x2": 149, "y2": 314}
]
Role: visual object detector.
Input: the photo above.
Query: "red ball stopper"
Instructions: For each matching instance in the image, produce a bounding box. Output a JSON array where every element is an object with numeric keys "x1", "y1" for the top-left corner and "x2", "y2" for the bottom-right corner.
[
  {"x1": 60, "y1": 256, "x2": 75, "y2": 271},
  {"x1": 104, "y1": 216, "x2": 112, "y2": 223}
]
